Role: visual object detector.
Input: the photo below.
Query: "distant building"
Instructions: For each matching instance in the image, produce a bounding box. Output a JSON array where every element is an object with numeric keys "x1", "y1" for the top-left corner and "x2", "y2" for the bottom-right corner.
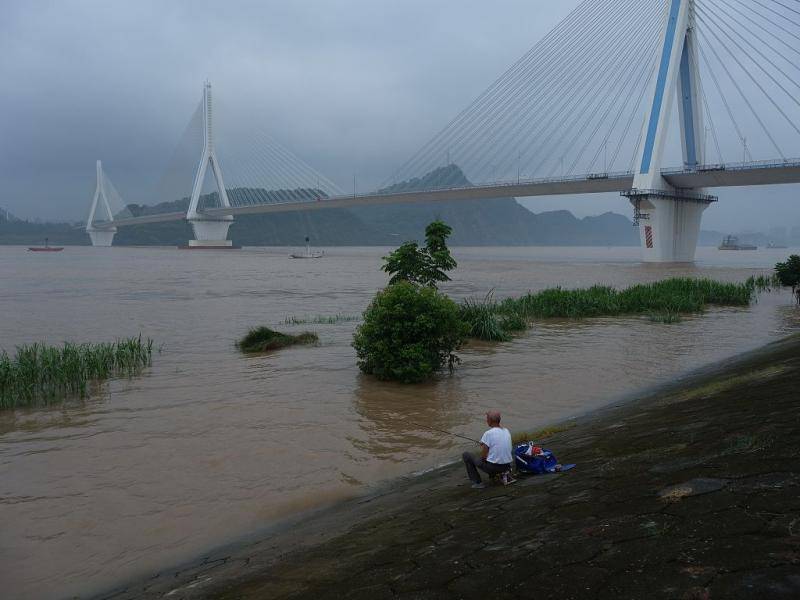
[{"x1": 0, "y1": 206, "x2": 19, "y2": 223}]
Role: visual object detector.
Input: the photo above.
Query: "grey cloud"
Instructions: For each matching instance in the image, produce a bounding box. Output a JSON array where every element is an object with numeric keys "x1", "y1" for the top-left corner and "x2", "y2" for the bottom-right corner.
[{"x1": 1, "y1": 0, "x2": 799, "y2": 234}]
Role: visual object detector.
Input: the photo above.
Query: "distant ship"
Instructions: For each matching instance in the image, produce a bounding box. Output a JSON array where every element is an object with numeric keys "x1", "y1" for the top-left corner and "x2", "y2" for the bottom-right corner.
[
  {"x1": 767, "y1": 241, "x2": 788, "y2": 249},
  {"x1": 289, "y1": 237, "x2": 324, "y2": 259},
  {"x1": 719, "y1": 235, "x2": 757, "y2": 251},
  {"x1": 28, "y1": 238, "x2": 63, "y2": 252}
]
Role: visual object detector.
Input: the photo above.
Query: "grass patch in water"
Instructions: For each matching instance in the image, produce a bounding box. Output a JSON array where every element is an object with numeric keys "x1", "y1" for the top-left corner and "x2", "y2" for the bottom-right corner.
[
  {"x1": 284, "y1": 314, "x2": 359, "y2": 325},
  {"x1": 746, "y1": 273, "x2": 782, "y2": 292},
  {"x1": 0, "y1": 336, "x2": 153, "y2": 409},
  {"x1": 460, "y1": 293, "x2": 510, "y2": 342},
  {"x1": 238, "y1": 326, "x2": 318, "y2": 353},
  {"x1": 647, "y1": 311, "x2": 683, "y2": 324},
  {"x1": 462, "y1": 277, "x2": 756, "y2": 341}
]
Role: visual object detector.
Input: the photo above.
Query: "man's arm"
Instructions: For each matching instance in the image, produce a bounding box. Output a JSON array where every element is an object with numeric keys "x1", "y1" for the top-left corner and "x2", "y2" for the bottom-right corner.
[{"x1": 480, "y1": 443, "x2": 489, "y2": 461}]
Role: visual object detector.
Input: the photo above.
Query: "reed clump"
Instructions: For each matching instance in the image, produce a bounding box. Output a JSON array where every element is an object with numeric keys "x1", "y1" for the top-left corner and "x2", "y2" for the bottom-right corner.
[
  {"x1": 746, "y1": 273, "x2": 782, "y2": 292},
  {"x1": 284, "y1": 314, "x2": 359, "y2": 325},
  {"x1": 462, "y1": 277, "x2": 756, "y2": 341},
  {"x1": 0, "y1": 336, "x2": 154, "y2": 409},
  {"x1": 237, "y1": 327, "x2": 318, "y2": 353},
  {"x1": 460, "y1": 293, "x2": 510, "y2": 342}
]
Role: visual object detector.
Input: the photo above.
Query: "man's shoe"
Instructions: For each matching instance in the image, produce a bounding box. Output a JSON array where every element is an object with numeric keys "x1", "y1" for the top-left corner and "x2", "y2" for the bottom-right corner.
[{"x1": 471, "y1": 482, "x2": 486, "y2": 489}]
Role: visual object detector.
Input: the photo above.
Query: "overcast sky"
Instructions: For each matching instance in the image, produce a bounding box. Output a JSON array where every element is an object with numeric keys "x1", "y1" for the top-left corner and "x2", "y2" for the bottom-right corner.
[{"x1": 1, "y1": 0, "x2": 799, "y2": 233}]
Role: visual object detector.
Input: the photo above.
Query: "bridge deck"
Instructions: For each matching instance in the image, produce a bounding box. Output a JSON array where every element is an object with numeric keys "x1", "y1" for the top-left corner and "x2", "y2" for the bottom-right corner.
[{"x1": 100, "y1": 160, "x2": 800, "y2": 229}]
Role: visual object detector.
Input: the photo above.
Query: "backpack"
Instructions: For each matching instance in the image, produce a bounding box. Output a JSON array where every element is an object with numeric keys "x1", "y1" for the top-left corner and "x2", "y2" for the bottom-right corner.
[{"x1": 514, "y1": 442, "x2": 558, "y2": 474}]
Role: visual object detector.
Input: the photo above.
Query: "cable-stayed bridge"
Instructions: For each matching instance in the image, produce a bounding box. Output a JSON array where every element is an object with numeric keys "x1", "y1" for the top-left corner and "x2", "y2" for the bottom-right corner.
[{"x1": 87, "y1": 0, "x2": 800, "y2": 262}]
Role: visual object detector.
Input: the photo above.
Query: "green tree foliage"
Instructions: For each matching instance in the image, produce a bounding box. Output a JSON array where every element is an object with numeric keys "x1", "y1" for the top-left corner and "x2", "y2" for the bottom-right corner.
[
  {"x1": 381, "y1": 220, "x2": 457, "y2": 288},
  {"x1": 775, "y1": 255, "x2": 800, "y2": 303},
  {"x1": 353, "y1": 281, "x2": 468, "y2": 383}
]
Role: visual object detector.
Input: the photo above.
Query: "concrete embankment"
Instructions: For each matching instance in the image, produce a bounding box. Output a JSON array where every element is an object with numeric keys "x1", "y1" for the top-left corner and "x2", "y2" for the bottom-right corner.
[{"x1": 102, "y1": 334, "x2": 800, "y2": 600}]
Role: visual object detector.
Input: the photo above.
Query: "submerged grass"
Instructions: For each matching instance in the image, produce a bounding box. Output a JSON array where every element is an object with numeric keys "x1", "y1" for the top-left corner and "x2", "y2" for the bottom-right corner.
[
  {"x1": 746, "y1": 273, "x2": 782, "y2": 292},
  {"x1": 459, "y1": 293, "x2": 510, "y2": 342},
  {"x1": 647, "y1": 310, "x2": 683, "y2": 324},
  {"x1": 0, "y1": 336, "x2": 154, "y2": 410},
  {"x1": 462, "y1": 277, "x2": 757, "y2": 341},
  {"x1": 238, "y1": 326, "x2": 318, "y2": 353},
  {"x1": 284, "y1": 314, "x2": 360, "y2": 325}
]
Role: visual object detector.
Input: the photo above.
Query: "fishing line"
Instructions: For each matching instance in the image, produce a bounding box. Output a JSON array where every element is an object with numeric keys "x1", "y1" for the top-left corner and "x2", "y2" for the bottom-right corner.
[{"x1": 408, "y1": 421, "x2": 481, "y2": 444}]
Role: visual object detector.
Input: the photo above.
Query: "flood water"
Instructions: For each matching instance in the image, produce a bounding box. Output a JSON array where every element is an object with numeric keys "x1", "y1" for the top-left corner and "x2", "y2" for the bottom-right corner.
[{"x1": 1, "y1": 245, "x2": 798, "y2": 599}]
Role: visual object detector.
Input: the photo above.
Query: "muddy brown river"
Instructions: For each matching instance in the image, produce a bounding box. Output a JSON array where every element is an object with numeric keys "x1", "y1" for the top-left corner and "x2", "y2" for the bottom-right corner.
[{"x1": 1, "y1": 245, "x2": 798, "y2": 599}]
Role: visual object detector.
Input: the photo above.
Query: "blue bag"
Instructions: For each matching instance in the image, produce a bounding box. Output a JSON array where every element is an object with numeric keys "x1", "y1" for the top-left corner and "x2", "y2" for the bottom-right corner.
[{"x1": 514, "y1": 443, "x2": 559, "y2": 474}]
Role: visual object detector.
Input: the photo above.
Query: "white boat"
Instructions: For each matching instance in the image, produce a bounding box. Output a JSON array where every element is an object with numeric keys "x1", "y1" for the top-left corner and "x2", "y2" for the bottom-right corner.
[{"x1": 289, "y1": 237, "x2": 324, "y2": 259}]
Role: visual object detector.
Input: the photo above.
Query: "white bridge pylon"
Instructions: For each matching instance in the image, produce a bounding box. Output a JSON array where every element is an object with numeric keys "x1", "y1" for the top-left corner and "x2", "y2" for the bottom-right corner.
[
  {"x1": 185, "y1": 81, "x2": 234, "y2": 248},
  {"x1": 86, "y1": 160, "x2": 118, "y2": 247},
  {"x1": 627, "y1": 0, "x2": 714, "y2": 262}
]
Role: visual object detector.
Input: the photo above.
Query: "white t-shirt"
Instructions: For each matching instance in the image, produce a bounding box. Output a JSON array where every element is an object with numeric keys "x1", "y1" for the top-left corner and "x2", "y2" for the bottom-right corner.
[{"x1": 480, "y1": 427, "x2": 512, "y2": 464}]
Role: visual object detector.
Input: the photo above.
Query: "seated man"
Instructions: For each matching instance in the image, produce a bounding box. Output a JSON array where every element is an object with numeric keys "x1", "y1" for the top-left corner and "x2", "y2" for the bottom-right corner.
[{"x1": 462, "y1": 410, "x2": 512, "y2": 489}]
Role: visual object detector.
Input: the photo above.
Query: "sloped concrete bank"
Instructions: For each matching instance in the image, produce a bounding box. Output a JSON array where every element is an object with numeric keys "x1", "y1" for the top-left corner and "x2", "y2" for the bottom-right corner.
[{"x1": 101, "y1": 334, "x2": 800, "y2": 600}]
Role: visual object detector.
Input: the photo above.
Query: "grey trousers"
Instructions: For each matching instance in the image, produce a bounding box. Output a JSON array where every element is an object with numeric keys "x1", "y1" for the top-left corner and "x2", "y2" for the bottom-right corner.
[{"x1": 462, "y1": 452, "x2": 511, "y2": 484}]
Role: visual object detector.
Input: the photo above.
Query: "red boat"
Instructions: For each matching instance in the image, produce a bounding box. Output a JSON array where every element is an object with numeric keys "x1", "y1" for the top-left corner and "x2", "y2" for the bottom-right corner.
[{"x1": 28, "y1": 238, "x2": 63, "y2": 252}]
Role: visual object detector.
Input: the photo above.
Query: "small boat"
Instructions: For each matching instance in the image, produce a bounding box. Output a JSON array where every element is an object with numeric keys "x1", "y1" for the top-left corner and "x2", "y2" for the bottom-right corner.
[
  {"x1": 719, "y1": 235, "x2": 757, "y2": 251},
  {"x1": 289, "y1": 237, "x2": 324, "y2": 259},
  {"x1": 28, "y1": 238, "x2": 64, "y2": 252},
  {"x1": 767, "y1": 241, "x2": 788, "y2": 249}
]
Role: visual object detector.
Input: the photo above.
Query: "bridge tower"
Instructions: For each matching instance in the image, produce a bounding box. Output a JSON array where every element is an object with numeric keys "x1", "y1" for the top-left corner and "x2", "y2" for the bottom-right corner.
[
  {"x1": 185, "y1": 81, "x2": 234, "y2": 248},
  {"x1": 86, "y1": 160, "x2": 117, "y2": 247},
  {"x1": 626, "y1": 0, "x2": 715, "y2": 262}
]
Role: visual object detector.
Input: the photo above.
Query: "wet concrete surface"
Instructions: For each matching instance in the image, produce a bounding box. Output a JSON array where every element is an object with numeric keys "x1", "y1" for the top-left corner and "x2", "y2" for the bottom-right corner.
[{"x1": 99, "y1": 334, "x2": 800, "y2": 600}]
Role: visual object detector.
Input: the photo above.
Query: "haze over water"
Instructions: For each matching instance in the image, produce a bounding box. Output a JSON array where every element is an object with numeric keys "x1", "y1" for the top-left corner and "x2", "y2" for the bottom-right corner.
[{"x1": 1, "y1": 245, "x2": 799, "y2": 599}]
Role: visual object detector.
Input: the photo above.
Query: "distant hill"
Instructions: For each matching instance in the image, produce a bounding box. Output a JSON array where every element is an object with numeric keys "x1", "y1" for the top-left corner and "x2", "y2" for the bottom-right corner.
[
  {"x1": 0, "y1": 218, "x2": 87, "y2": 246},
  {"x1": 114, "y1": 165, "x2": 641, "y2": 247},
  {"x1": 1, "y1": 165, "x2": 669, "y2": 247}
]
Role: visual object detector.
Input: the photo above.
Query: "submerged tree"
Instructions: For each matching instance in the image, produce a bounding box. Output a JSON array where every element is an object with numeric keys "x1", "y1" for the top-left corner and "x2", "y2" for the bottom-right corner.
[
  {"x1": 381, "y1": 220, "x2": 457, "y2": 288},
  {"x1": 355, "y1": 220, "x2": 465, "y2": 383},
  {"x1": 775, "y1": 255, "x2": 800, "y2": 304},
  {"x1": 353, "y1": 281, "x2": 467, "y2": 383}
]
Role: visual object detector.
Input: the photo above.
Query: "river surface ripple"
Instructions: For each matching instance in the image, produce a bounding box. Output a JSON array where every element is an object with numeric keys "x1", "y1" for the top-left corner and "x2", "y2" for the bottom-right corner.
[{"x1": 1, "y1": 245, "x2": 798, "y2": 599}]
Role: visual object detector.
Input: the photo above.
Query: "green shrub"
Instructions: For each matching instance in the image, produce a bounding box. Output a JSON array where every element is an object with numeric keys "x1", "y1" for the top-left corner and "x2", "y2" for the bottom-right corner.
[
  {"x1": 353, "y1": 281, "x2": 468, "y2": 383},
  {"x1": 237, "y1": 327, "x2": 318, "y2": 353},
  {"x1": 775, "y1": 255, "x2": 800, "y2": 303},
  {"x1": 381, "y1": 220, "x2": 457, "y2": 288}
]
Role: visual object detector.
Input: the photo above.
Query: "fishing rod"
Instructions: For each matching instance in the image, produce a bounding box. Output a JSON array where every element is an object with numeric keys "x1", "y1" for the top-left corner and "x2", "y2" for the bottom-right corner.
[{"x1": 409, "y1": 421, "x2": 481, "y2": 444}]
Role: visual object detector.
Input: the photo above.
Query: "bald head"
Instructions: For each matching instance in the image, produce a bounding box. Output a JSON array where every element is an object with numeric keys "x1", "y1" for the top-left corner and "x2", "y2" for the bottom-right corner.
[{"x1": 486, "y1": 411, "x2": 502, "y2": 426}]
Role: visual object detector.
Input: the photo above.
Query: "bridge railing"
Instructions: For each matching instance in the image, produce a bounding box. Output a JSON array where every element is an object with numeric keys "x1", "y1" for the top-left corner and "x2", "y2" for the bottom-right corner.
[{"x1": 661, "y1": 158, "x2": 800, "y2": 177}]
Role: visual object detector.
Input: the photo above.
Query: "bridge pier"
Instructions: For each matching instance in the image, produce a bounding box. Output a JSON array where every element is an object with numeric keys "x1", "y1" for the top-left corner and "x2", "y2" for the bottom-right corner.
[
  {"x1": 187, "y1": 217, "x2": 234, "y2": 248},
  {"x1": 626, "y1": 189, "x2": 715, "y2": 262},
  {"x1": 87, "y1": 227, "x2": 116, "y2": 247}
]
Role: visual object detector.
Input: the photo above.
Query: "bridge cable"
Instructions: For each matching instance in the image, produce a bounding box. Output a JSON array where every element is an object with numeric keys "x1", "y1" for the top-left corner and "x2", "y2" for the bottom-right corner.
[
  {"x1": 561, "y1": 20, "x2": 664, "y2": 176},
  {"x1": 696, "y1": 11, "x2": 797, "y2": 152},
  {"x1": 448, "y1": 0, "x2": 644, "y2": 182},
  {"x1": 715, "y1": 0, "x2": 800, "y2": 62},
  {"x1": 381, "y1": 0, "x2": 602, "y2": 188},
  {"x1": 469, "y1": 0, "x2": 656, "y2": 182},
  {"x1": 385, "y1": 0, "x2": 641, "y2": 187},
  {"x1": 523, "y1": 1, "x2": 662, "y2": 178},
  {"x1": 696, "y1": 2, "x2": 800, "y2": 104}
]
